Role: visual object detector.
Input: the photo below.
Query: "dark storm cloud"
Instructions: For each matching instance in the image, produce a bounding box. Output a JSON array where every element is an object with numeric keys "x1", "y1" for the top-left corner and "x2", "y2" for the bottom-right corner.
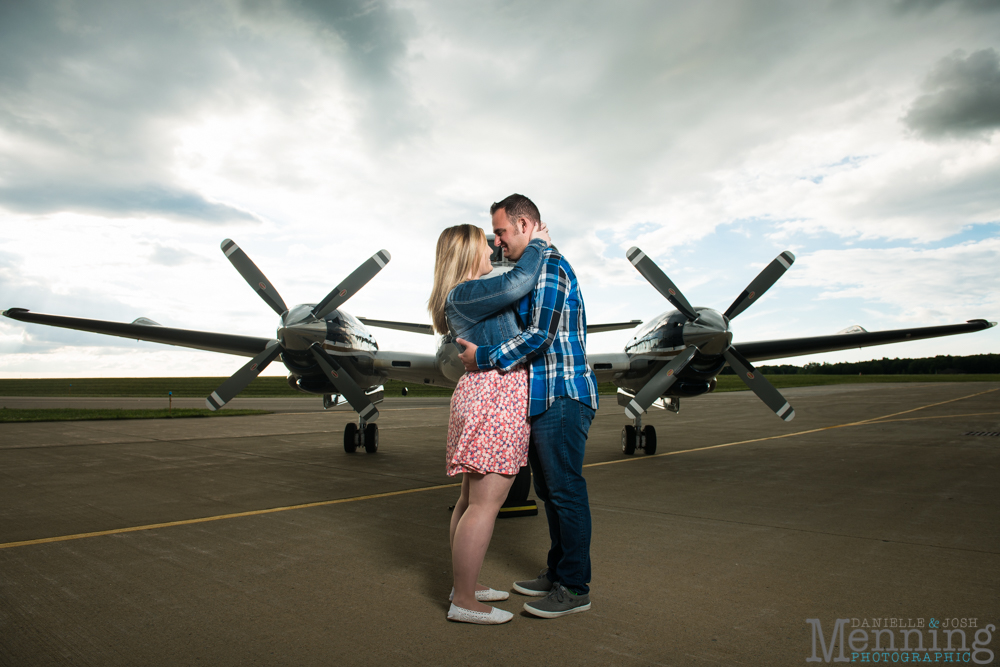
[
  {"x1": 893, "y1": 0, "x2": 1000, "y2": 14},
  {"x1": 0, "y1": 183, "x2": 256, "y2": 223},
  {"x1": 238, "y1": 0, "x2": 421, "y2": 142},
  {"x1": 904, "y1": 49, "x2": 1000, "y2": 138},
  {"x1": 0, "y1": 1, "x2": 262, "y2": 222},
  {"x1": 0, "y1": 0, "x2": 418, "y2": 222}
]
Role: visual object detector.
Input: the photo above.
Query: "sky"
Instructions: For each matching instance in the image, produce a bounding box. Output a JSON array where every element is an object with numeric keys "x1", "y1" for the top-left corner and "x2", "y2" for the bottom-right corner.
[{"x1": 1, "y1": 0, "x2": 999, "y2": 378}]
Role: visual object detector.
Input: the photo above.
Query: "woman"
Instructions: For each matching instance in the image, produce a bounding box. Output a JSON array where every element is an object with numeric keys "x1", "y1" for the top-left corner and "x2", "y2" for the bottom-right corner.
[{"x1": 428, "y1": 222, "x2": 549, "y2": 625}]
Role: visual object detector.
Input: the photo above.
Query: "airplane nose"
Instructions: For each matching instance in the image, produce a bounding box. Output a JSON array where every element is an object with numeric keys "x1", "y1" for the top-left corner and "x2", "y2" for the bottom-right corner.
[
  {"x1": 681, "y1": 308, "x2": 732, "y2": 355},
  {"x1": 277, "y1": 321, "x2": 327, "y2": 350}
]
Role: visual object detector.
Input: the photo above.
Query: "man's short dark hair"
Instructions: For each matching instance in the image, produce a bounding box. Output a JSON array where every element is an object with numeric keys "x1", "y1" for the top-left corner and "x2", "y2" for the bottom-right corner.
[{"x1": 491, "y1": 193, "x2": 540, "y2": 223}]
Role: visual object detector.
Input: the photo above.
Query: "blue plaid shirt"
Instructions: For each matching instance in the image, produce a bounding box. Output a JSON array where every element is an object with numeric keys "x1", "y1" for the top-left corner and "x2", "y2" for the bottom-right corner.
[{"x1": 475, "y1": 246, "x2": 598, "y2": 417}]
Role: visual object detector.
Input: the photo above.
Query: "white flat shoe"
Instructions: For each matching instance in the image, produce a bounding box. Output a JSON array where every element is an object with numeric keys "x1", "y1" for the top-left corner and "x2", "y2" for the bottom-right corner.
[
  {"x1": 449, "y1": 587, "x2": 510, "y2": 602},
  {"x1": 447, "y1": 603, "x2": 514, "y2": 625}
]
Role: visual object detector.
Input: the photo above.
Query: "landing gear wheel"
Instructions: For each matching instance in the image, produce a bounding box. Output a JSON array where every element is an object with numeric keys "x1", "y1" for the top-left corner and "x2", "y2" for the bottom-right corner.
[
  {"x1": 642, "y1": 425, "x2": 657, "y2": 455},
  {"x1": 364, "y1": 423, "x2": 379, "y2": 453},
  {"x1": 344, "y1": 422, "x2": 359, "y2": 453},
  {"x1": 621, "y1": 425, "x2": 637, "y2": 455}
]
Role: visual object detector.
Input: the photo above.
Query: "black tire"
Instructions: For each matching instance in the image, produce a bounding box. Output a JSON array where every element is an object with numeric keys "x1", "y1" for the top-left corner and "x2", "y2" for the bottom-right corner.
[
  {"x1": 364, "y1": 423, "x2": 379, "y2": 453},
  {"x1": 642, "y1": 425, "x2": 657, "y2": 455},
  {"x1": 621, "y1": 425, "x2": 637, "y2": 455},
  {"x1": 344, "y1": 422, "x2": 358, "y2": 453}
]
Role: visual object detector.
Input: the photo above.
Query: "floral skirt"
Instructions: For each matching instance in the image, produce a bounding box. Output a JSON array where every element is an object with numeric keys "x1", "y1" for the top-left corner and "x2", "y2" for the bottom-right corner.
[{"x1": 446, "y1": 366, "x2": 530, "y2": 476}]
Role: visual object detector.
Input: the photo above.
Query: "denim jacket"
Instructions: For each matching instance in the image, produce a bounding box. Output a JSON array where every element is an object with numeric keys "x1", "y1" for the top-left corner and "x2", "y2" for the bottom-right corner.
[{"x1": 445, "y1": 239, "x2": 547, "y2": 347}]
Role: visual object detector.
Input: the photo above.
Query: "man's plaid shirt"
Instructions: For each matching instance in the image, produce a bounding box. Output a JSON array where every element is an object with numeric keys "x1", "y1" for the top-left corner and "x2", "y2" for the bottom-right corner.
[{"x1": 474, "y1": 246, "x2": 598, "y2": 417}]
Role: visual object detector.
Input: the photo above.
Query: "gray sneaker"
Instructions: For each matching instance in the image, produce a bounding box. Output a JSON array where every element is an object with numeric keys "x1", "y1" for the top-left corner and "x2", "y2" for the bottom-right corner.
[
  {"x1": 513, "y1": 568, "x2": 554, "y2": 596},
  {"x1": 523, "y1": 583, "x2": 591, "y2": 618}
]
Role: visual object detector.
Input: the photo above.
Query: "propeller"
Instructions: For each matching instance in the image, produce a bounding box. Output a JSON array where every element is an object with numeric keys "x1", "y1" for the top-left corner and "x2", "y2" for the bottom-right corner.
[
  {"x1": 625, "y1": 246, "x2": 796, "y2": 421},
  {"x1": 308, "y1": 343, "x2": 379, "y2": 422},
  {"x1": 206, "y1": 340, "x2": 282, "y2": 411},
  {"x1": 623, "y1": 346, "x2": 697, "y2": 420},
  {"x1": 724, "y1": 250, "x2": 795, "y2": 321},
  {"x1": 312, "y1": 250, "x2": 391, "y2": 319},
  {"x1": 221, "y1": 239, "x2": 289, "y2": 316},
  {"x1": 626, "y1": 247, "x2": 698, "y2": 321},
  {"x1": 723, "y1": 347, "x2": 795, "y2": 421},
  {"x1": 207, "y1": 241, "x2": 390, "y2": 417}
]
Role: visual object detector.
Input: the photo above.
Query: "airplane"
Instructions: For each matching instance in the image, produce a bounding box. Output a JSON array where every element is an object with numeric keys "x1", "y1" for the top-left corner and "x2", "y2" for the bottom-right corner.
[
  {"x1": 586, "y1": 247, "x2": 995, "y2": 456},
  {"x1": 0, "y1": 236, "x2": 637, "y2": 455},
  {"x1": 3, "y1": 239, "x2": 994, "y2": 464}
]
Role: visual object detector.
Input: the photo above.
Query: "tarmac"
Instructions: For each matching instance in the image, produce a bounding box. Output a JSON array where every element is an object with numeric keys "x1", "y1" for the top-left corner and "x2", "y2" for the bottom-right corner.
[{"x1": 1, "y1": 382, "x2": 998, "y2": 666}]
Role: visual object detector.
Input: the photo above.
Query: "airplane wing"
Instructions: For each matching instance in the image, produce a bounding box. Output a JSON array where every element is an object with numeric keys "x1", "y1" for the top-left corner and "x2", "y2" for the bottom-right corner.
[
  {"x1": 3, "y1": 308, "x2": 272, "y2": 357},
  {"x1": 736, "y1": 319, "x2": 995, "y2": 363},
  {"x1": 357, "y1": 318, "x2": 434, "y2": 335},
  {"x1": 588, "y1": 320, "x2": 642, "y2": 334}
]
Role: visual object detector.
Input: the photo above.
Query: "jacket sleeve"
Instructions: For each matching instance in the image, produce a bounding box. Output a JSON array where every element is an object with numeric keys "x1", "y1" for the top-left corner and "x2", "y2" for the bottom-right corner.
[
  {"x1": 447, "y1": 239, "x2": 547, "y2": 324},
  {"x1": 475, "y1": 252, "x2": 567, "y2": 372}
]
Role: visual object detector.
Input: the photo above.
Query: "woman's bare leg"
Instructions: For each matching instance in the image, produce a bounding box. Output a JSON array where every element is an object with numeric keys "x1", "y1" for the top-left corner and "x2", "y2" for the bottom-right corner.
[
  {"x1": 449, "y1": 474, "x2": 470, "y2": 552},
  {"x1": 451, "y1": 472, "x2": 515, "y2": 612}
]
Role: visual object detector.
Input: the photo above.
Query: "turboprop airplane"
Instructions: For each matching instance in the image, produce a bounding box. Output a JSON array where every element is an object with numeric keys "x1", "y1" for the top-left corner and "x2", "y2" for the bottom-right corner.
[
  {"x1": 1, "y1": 236, "x2": 637, "y2": 455},
  {"x1": 584, "y1": 246, "x2": 995, "y2": 456},
  {"x1": 3, "y1": 240, "x2": 994, "y2": 459}
]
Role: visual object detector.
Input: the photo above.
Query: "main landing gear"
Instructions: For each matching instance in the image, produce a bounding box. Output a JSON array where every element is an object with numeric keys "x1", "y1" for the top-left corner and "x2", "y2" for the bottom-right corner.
[
  {"x1": 621, "y1": 413, "x2": 657, "y2": 456},
  {"x1": 344, "y1": 418, "x2": 378, "y2": 454}
]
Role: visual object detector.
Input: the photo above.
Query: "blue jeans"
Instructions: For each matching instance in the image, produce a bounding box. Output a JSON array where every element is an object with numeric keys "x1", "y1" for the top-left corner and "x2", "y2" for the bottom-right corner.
[{"x1": 528, "y1": 396, "x2": 596, "y2": 595}]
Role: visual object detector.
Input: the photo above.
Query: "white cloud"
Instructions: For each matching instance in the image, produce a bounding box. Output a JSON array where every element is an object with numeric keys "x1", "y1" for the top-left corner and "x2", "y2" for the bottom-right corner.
[{"x1": 1, "y1": 0, "x2": 999, "y2": 376}]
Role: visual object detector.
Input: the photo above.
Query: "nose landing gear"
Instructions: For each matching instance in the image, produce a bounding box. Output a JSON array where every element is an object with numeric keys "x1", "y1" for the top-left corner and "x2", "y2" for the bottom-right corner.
[
  {"x1": 621, "y1": 413, "x2": 657, "y2": 456},
  {"x1": 344, "y1": 418, "x2": 379, "y2": 453}
]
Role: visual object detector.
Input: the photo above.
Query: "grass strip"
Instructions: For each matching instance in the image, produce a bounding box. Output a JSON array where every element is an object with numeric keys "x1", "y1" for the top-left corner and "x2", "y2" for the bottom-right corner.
[
  {"x1": 0, "y1": 377, "x2": 453, "y2": 398},
  {"x1": 1, "y1": 374, "x2": 996, "y2": 402},
  {"x1": 0, "y1": 408, "x2": 272, "y2": 423}
]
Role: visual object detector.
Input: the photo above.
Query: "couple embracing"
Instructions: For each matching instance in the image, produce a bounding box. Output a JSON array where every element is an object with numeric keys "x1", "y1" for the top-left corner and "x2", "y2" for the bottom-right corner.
[{"x1": 427, "y1": 194, "x2": 598, "y2": 625}]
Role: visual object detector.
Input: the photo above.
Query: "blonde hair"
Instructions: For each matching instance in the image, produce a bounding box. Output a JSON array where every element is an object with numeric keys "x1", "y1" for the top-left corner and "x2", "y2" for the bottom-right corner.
[{"x1": 428, "y1": 224, "x2": 488, "y2": 335}]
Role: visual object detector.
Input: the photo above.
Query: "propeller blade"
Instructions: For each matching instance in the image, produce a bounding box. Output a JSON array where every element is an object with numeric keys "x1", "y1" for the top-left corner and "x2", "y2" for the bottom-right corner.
[
  {"x1": 626, "y1": 247, "x2": 699, "y2": 321},
  {"x1": 623, "y1": 346, "x2": 698, "y2": 419},
  {"x1": 308, "y1": 343, "x2": 379, "y2": 422},
  {"x1": 723, "y1": 250, "x2": 796, "y2": 321},
  {"x1": 312, "y1": 250, "x2": 391, "y2": 320},
  {"x1": 723, "y1": 346, "x2": 795, "y2": 421},
  {"x1": 206, "y1": 340, "x2": 282, "y2": 411},
  {"x1": 221, "y1": 239, "x2": 289, "y2": 316}
]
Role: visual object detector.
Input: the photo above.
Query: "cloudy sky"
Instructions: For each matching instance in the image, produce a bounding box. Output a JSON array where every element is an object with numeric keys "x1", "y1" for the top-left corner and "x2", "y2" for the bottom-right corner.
[{"x1": 1, "y1": 0, "x2": 998, "y2": 378}]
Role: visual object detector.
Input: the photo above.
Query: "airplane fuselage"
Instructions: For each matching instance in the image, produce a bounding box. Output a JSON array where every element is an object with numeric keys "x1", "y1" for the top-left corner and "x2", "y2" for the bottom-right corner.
[
  {"x1": 617, "y1": 307, "x2": 731, "y2": 398},
  {"x1": 278, "y1": 305, "x2": 381, "y2": 395}
]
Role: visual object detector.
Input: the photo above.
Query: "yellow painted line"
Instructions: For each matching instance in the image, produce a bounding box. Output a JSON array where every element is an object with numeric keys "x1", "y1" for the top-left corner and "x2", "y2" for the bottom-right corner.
[
  {"x1": 0, "y1": 482, "x2": 460, "y2": 550},
  {"x1": 3, "y1": 388, "x2": 995, "y2": 550},
  {"x1": 585, "y1": 387, "x2": 998, "y2": 468},
  {"x1": 863, "y1": 411, "x2": 1000, "y2": 425}
]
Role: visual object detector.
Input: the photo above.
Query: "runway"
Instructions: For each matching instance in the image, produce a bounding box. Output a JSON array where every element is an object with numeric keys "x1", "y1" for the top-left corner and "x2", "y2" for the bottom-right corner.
[{"x1": 1, "y1": 382, "x2": 998, "y2": 665}]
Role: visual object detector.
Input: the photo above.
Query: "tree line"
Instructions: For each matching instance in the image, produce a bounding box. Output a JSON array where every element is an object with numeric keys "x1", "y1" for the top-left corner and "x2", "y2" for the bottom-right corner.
[{"x1": 720, "y1": 354, "x2": 999, "y2": 375}]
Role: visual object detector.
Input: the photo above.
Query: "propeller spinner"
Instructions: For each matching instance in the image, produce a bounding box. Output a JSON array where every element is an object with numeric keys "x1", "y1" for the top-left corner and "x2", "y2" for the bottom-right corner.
[
  {"x1": 626, "y1": 246, "x2": 796, "y2": 422},
  {"x1": 206, "y1": 239, "x2": 390, "y2": 422}
]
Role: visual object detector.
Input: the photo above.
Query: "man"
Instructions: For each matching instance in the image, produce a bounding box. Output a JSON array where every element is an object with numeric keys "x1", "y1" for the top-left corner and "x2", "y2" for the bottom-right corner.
[{"x1": 456, "y1": 193, "x2": 598, "y2": 619}]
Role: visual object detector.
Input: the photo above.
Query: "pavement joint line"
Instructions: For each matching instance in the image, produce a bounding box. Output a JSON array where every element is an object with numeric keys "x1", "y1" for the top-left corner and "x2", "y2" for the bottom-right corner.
[
  {"x1": 3, "y1": 387, "x2": 994, "y2": 551},
  {"x1": 593, "y1": 504, "x2": 1000, "y2": 556},
  {"x1": 585, "y1": 387, "x2": 999, "y2": 468},
  {"x1": 279, "y1": 406, "x2": 449, "y2": 416},
  {"x1": 0, "y1": 482, "x2": 462, "y2": 551}
]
